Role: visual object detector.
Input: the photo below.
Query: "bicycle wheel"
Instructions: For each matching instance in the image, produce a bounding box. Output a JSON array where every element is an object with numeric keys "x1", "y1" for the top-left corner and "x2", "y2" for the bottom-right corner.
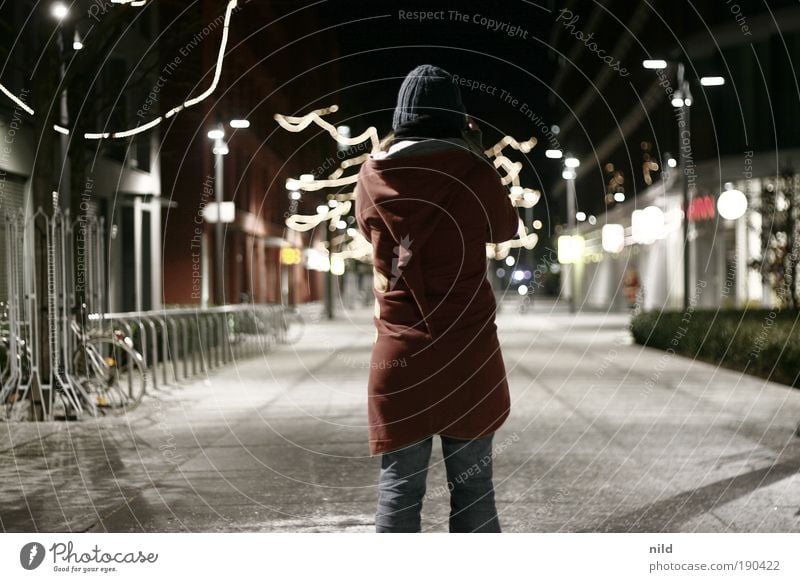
[{"x1": 72, "y1": 338, "x2": 147, "y2": 414}]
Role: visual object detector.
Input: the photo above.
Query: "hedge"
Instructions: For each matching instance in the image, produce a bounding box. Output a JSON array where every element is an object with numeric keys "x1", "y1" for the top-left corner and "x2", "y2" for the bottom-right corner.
[{"x1": 630, "y1": 309, "x2": 800, "y2": 388}]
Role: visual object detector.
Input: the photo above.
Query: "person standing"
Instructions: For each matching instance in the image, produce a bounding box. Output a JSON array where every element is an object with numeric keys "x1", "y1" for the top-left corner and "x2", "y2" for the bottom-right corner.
[{"x1": 355, "y1": 64, "x2": 519, "y2": 532}]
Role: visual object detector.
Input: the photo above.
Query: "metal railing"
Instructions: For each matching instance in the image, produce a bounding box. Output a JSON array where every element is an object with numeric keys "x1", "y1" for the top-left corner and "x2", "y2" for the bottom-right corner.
[
  {"x1": 86, "y1": 304, "x2": 291, "y2": 391},
  {"x1": 1, "y1": 203, "x2": 320, "y2": 421}
]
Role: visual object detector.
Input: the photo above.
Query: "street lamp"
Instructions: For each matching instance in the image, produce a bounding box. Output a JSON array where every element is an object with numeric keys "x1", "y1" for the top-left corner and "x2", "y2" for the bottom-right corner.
[
  {"x1": 717, "y1": 183, "x2": 748, "y2": 220},
  {"x1": 700, "y1": 76, "x2": 725, "y2": 87},
  {"x1": 206, "y1": 118, "x2": 248, "y2": 305},
  {"x1": 51, "y1": 1, "x2": 73, "y2": 212},
  {"x1": 643, "y1": 59, "x2": 725, "y2": 309},
  {"x1": 50, "y1": 2, "x2": 69, "y2": 19},
  {"x1": 563, "y1": 154, "x2": 580, "y2": 313},
  {"x1": 207, "y1": 123, "x2": 227, "y2": 305}
]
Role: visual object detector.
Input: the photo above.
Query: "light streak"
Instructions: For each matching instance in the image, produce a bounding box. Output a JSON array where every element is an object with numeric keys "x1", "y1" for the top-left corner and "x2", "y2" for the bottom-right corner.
[
  {"x1": 274, "y1": 106, "x2": 380, "y2": 161},
  {"x1": 285, "y1": 200, "x2": 352, "y2": 233},
  {"x1": 278, "y1": 107, "x2": 542, "y2": 261}
]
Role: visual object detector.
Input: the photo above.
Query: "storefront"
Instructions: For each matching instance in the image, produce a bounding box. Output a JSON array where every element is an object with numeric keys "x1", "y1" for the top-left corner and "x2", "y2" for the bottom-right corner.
[{"x1": 559, "y1": 150, "x2": 795, "y2": 312}]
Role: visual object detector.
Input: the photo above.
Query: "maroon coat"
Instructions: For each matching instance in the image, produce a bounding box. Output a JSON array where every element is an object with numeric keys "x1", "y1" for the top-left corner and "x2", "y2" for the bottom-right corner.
[{"x1": 355, "y1": 141, "x2": 519, "y2": 455}]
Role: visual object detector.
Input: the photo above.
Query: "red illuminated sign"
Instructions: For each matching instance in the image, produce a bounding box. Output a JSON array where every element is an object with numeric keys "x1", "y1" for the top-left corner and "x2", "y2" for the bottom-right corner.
[{"x1": 686, "y1": 195, "x2": 715, "y2": 222}]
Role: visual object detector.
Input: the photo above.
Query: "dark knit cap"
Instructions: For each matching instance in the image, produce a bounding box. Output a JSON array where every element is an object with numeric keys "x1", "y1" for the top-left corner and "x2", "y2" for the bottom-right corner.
[{"x1": 392, "y1": 65, "x2": 467, "y2": 131}]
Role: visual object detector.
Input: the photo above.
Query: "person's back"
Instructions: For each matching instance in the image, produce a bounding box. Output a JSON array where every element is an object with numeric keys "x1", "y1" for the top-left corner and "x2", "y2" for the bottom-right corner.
[
  {"x1": 355, "y1": 64, "x2": 518, "y2": 533},
  {"x1": 357, "y1": 142, "x2": 517, "y2": 339}
]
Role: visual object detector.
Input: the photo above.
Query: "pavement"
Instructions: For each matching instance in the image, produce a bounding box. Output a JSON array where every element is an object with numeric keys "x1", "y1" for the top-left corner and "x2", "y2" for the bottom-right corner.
[{"x1": 2, "y1": 299, "x2": 800, "y2": 533}]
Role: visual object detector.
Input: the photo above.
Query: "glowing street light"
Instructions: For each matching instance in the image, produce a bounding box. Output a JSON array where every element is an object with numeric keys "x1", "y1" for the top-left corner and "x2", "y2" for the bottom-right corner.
[
  {"x1": 51, "y1": 2, "x2": 69, "y2": 19},
  {"x1": 717, "y1": 183, "x2": 747, "y2": 220},
  {"x1": 557, "y1": 235, "x2": 584, "y2": 264},
  {"x1": 632, "y1": 206, "x2": 666, "y2": 244},
  {"x1": 545, "y1": 149, "x2": 563, "y2": 159},
  {"x1": 700, "y1": 76, "x2": 725, "y2": 87},
  {"x1": 602, "y1": 224, "x2": 625, "y2": 253},
  {"x1": 207, "y1": 128, "x2": 225, "y2": 140},
  {"x1": 564, "y1": 157, "x2": 580, "y2": 168},
  {"x1": 642, "y1": 59, "x2": 667, "y2": 70},
  {"x1": 230, "y1": 119, "x2": 250, "y2": 128}
]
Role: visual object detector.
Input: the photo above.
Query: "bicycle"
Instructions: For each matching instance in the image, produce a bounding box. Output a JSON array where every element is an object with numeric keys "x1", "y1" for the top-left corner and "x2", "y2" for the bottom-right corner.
[
  {"x1": 0, "y1": 303, "x2": 34, "y2": 415},
  {"x1": 70, "y1": 321, "x2": 147, "y2": 415}
]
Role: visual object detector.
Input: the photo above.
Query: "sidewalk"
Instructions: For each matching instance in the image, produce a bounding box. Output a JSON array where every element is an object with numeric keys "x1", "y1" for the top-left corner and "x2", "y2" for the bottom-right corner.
[{"x1": 2, "y1": 306, "x2": 799, "y2": 532}]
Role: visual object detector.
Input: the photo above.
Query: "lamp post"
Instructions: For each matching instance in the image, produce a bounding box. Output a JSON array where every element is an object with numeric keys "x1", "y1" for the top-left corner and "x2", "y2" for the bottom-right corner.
[
  {"x1": 643, "y1": 59, "x2": 725, "y2": 309},
  {"x1": 51, "y1": 2, "x2": 71, "y2": 210},
  {"x1": 321, "y1": 125, "x2": 351, "y2": 320},
  {"x1": 206, "y1": 118, "x2": 247, "y2": 305},
  {"x1": 207, "y1": 123, "x2": 226, "y2": 305},
  {"x1": 563, "y1": 155, "x2": 580, "y2": 313}
]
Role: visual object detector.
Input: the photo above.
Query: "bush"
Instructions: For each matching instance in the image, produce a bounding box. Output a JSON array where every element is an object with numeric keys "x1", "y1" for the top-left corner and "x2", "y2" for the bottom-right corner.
[{"x1": 631, "y1": 308, "x2": 800, "y2": 388}]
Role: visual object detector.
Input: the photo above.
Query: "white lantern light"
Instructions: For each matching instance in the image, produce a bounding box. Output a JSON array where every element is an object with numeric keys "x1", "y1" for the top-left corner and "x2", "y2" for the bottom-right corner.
[
  {"x1": 632, "y1": 206, "x2": 665, "y2": 244},
  {"x1": 602, "y1": 224, "x2": 625, "y2": 253},
  {"x1": 631, "y1": 206, "x2": 665, "y2": 245},
  {"x1": 717, "y1": 184, "x2": 747, "y2": 220},
  {"x1": 330, "y1": 255, "x2": 345, "y2": 276},
  {"x1": 557, "y1": 235, "x2": 584, "y2": 264},
  {"x1": 642, "y1": 206, "x2": 665, "y2": 237}
]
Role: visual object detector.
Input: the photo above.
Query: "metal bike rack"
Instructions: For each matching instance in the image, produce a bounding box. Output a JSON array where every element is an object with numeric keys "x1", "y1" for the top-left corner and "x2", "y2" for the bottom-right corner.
[{"x1": 2, "y1": 205, "x2": 313, "y2": 421}]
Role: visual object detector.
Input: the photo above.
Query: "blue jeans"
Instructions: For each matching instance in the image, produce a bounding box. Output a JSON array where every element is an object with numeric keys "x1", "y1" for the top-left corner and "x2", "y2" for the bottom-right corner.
[{"x1": 375, "y1": 434, "x2": 501, "y2": 533}]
